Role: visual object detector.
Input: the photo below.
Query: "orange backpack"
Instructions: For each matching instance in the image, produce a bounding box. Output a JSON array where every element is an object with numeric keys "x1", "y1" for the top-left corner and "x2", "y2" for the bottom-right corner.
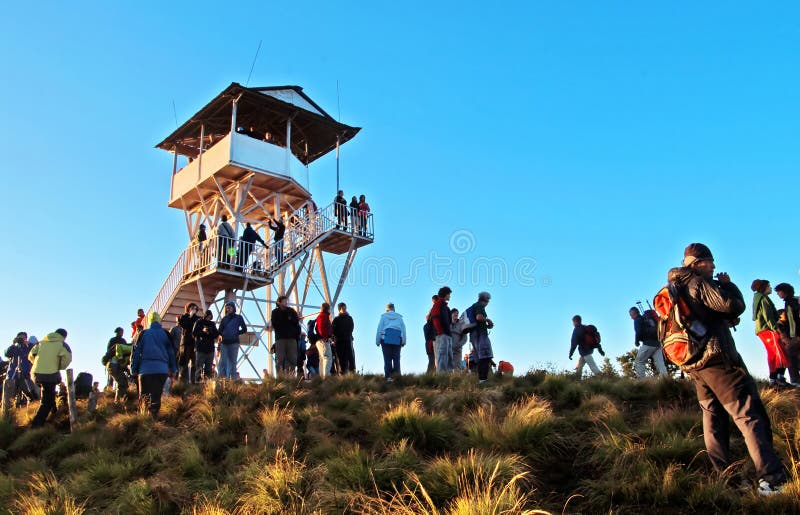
[{"x1": 653, "y1": 284, "x2": 707, "y2": 367}]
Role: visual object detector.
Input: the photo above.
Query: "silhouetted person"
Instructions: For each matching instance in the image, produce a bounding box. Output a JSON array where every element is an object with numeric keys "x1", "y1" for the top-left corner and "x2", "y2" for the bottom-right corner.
[
  {"x1": 268, "y1": 216, "x2": 286, "y2": 265},
  {"x1": 332, "y1": 302, "x2": 356, "y2": 373},
  {"x1": 334, "y1": 190, "x2": 348, "y2": 229},
  {"x1": 349, "y1": 196, "x2": 359, "y2": 233},
  {"x1": 238, "y1": 222, "x2": 267, "y2": 270},
  {"x1": 271, "y1": 295, "x2": 301, "y2": 375},
  {"x1": 216, "y1": 215, "x2": 235, "y2": 267},
  {"x1": 358, "y1": 194, "x2": 370, "y2": 236}
]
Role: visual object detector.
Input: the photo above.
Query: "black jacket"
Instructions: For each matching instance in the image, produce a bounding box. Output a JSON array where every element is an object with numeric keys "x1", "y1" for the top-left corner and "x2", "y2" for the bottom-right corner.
[
  {"x1": 332, "y1": 313, "x2": 354, "y2": 344},
  {"x1": 242, "y1": 225, "x2": 267, "y2": 246},
  {"x1": 179, "y1": 313, "x2": 199, "y2": 349},
  {"x1": 668, "y1": 267, "x2": 745, "y2": 371},
  {"x1": 193, "y1": 318, "x2": 219, "y2": 354},
  {"x1": 569, "y1": 325, "x2": 593, "y2": 357},
  {"x1": 268, "y1": 219, "x2": 285, "y2": 241},
  {"x1": 271, "y1": 307, "x2": 300, "y2": 340}
]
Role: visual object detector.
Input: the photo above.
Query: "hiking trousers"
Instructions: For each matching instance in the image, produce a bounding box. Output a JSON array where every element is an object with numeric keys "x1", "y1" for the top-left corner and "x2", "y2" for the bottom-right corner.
[
  {"x1": 316, "y1": 340, "x2": 333, "y2": 378},
  {"x1": 434, "y1": 334, "x2": 453, "y2": 372},
  {"x1": 275, "y1": 338, "x2": 298, "y2": 375},
  {"x1": 635, "y1": 345, "x2": 668, "y2": 378},
  {"x1": 30, "y1": 381, "x2": 57, "y2": 428},
  {"x1": 692, "y1": 361, "x2": 786, "y2": 485},
  {"x1": 381, "y1": 343, "x2": 401, "y2": 378},
  {"x1": 139, "y1": 374, "x2": 167, "y2": 417},
  {"x1": 575, "y1": 353, "x2": 600, "y2": 377},
  {"x1": 108, "y1": 363, "x2": 129, "y2": 401}
]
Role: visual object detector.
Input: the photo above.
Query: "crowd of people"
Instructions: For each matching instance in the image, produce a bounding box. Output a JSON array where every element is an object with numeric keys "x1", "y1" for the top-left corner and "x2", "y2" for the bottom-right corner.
[
  {"x1": 562, "y1": 243, "x2": 793, "y2": 495},
  {"x1": 3, "y1": 241, "x2": 797, "y2": 495}
]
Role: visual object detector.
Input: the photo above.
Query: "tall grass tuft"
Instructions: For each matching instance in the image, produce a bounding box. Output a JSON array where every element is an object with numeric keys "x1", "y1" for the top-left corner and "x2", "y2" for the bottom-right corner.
[
  {"x1": 419, "y1": 450, "x2": 527, "y2": 505},
  {"x1": 380, "y1": 400, "x2": 455, "y2": 454},
  {"x1": 465, "y1": 395, "x2": 566, "y2": 467},
  {"x1": 255, "y1": 402, "x2": 295, "y2": 449},
  {"x1": 353, "y1": 460, "x2": 544, "y2": 514},
  {"x1": 13, "y1": 472, "x2": 85, "y2": 515},
  {"x1": 237, "y1": 447, "x2": 317, "y2": 514}
]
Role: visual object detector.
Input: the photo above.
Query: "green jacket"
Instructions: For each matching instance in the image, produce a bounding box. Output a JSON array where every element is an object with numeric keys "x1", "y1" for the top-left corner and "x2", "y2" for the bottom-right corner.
[
  {"x1": 29, "y1": 332, "x2": 73, "y2": 383},
  {"x1": 752, "y1": 292, "x2": 778, "y2": 334}
]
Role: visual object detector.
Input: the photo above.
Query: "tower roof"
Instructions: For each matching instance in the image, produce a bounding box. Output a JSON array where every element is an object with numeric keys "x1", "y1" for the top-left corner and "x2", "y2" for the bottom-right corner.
[{"x1": 157, "y1": 83, "x2": 360, "y2": 165}]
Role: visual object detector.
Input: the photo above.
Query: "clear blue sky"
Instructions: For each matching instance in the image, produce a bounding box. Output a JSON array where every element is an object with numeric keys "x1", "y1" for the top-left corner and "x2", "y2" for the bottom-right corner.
[{"x1": 2, "y1": 2, "x2": 798, "y2": 381}]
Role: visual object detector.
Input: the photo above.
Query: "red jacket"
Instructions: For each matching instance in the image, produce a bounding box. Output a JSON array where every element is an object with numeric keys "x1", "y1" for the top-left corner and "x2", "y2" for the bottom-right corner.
[
  {"x1": 315, "y1": 313, "x2": 332, "y2": 340},
  {"x1": 429, "y1": 299, "x2": 451, "y2": 336}
]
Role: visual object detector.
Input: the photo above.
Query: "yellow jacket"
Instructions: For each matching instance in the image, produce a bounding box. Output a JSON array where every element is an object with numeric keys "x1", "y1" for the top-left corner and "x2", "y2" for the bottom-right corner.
[{"x1": 29, "y1": 332, "x2": 73, "y2": 382}]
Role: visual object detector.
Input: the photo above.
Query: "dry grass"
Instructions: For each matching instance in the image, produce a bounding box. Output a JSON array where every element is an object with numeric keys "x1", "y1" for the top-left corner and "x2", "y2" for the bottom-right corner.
[{"x1": 0, "y1": 372, "x2": 797, "y2": 513}]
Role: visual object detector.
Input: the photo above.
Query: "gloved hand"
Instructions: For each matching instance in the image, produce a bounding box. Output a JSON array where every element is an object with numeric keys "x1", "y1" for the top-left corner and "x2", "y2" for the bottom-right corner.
[{"x1": 568, "y1": 355, "x2": 573, "y2": 361}]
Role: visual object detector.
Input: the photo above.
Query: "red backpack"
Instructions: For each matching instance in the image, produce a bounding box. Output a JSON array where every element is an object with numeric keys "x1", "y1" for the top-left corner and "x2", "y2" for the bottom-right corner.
[
  {"x1": 583, "y1": 325, "x2": 601, "y2": 348},
  {"x1": 653, "y1": 284, "x2": 707, "y2": 367}
]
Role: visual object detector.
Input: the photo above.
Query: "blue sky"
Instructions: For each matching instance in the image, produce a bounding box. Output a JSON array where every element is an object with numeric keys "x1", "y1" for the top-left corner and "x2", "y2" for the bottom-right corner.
[{"x1": 1, "y1": 2, "x2": 798, "y2": 381}]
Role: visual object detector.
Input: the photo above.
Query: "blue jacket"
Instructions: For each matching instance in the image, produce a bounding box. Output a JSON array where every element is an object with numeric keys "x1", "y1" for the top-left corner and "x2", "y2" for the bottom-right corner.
[
  {"x1": 219, "y1": 310, "x2": 247, "y2": 344},
  {"x1": 131, "y1": 322, "x2": 177, "y2": 376},
  {"x1": 4, "y1": 340, "x2": 33, "y2": 380},
  {"x1": 375, "y1": 311, "x2": 407, "y2": 346}
]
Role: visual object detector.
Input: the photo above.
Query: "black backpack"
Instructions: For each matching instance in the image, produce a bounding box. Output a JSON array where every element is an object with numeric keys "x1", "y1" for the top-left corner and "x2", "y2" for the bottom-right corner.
[
  {"x1": 423, "y1": 320, "x2": 436, "y2": 341},
  {"x1": 75, "y1": 372, "x2": 93, "y2": 399},
  {"x1": 307, "y1": 320, "x2": 320, "y2": 344}
]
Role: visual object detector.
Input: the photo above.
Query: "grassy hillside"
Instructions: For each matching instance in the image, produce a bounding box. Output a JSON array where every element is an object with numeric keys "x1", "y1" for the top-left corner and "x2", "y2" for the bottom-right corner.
[{"x1": 1, "y1": 371, "x2": 798, "y2": 514}]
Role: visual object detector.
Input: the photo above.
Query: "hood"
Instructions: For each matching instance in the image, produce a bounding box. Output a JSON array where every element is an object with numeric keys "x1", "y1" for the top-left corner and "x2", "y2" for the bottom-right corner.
[
  {"x1": 41, "y1": 332, "x2": 65, "y2": 345},
  {"x1": 667, "y1": 267, "x2": 696, "y2": 287},
  {"x1": 28, "y1": 336, "x2": 39, "y2": 345},
  {"x1": 382, "y1": 311, "x2": 403, "y2": 322},
  {"x1": 148, "y1": 312, "x2": 162, "y2": 327}
]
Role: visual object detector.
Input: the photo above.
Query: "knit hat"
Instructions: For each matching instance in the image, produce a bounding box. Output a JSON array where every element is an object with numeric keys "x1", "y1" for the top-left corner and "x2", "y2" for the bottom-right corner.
[
  {"x1": 55, "y1": 328, "x2": 68, "y2": 338},
  {"x1": 148, "y1": 312, "x2": 161, "y2": 326},
  {"x1": 683, "y1": 243, "x2": 714, "y2": 267},
  {"x1": 225, "y1": 301, "x2": 236, "y2": 308}
]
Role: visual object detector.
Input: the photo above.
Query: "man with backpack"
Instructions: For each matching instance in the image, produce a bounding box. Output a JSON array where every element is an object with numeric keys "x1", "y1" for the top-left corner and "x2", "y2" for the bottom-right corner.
[
  {"x1": 568, "y1": 315, "x2": 604, "y2": 377},
  {"x1": 429, "y1": 286, "x2": 454, "y2": 373},
  {"x1": 665, "y1": 243, "x2": 787, "y2": 495},
  {"x1": 28, "y1": 329, "x2": 72, "y2": 428},
  {"x1": 423, "y1": 295, "x2": 438, "y2": 373},
  {"x1": 470, "y1": 292, "x2": 495, "y2": 383},
  {"x1": 101, "y1": 327, "x2": 132, "y2": 401},
  {"x1": 629, "y1": 307, "x2": 668, "y2": 378}
]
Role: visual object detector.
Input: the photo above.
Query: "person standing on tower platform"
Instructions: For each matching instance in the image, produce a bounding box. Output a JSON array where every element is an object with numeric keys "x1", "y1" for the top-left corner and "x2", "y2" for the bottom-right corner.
[
  {"x1": 216, "y1": 215, "x2": 235, "y2": 268},
  {"x1": 332, "y1": 302, "x2": 356, "y2": 374},
  {"x1": 358, "y1": 194, "x2": 370, "y2": 236},
  {"x1": 334, "y1": 190, "x2": 348, "y2": 230},
  {"x1": 196, "y1": 224, "x2": 207, "y2": 251},
  {"x1": 349, "y1": 196, "x2": 360, "y2": 233},
  {"x1": 238, "y1": 222, "x2": 267, "y2": 270},
  {"x1": 267, "y1": 215, "x2": 286, "y2": 266}
]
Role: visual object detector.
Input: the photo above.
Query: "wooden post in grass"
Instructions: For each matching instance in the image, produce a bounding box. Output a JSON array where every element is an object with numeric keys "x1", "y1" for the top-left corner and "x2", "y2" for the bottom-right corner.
[
  {"x1": 1, "y1": 377, "x2": 15, "y2": 417},
  {"x1": 65, "y1": 369, "x2": 78, "y2": 431}
]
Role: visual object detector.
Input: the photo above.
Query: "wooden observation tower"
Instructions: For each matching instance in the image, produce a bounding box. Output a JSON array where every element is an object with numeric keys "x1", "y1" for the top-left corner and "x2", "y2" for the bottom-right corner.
[{"x1": 148, "y1": 83, "x2": 373, "y2": 378}]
